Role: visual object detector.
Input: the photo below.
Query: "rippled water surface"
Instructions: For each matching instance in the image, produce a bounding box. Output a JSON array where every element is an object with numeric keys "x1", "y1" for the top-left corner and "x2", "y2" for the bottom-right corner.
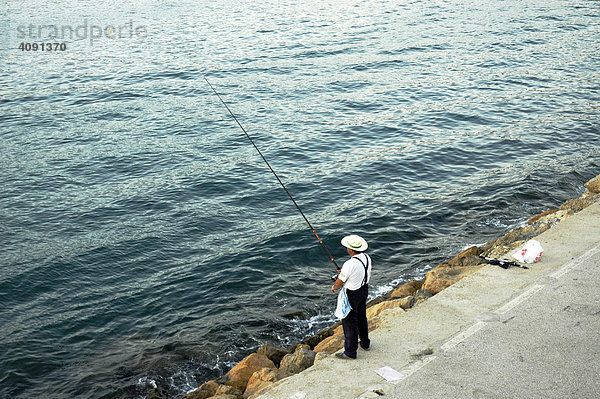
[{"x1": 1, "y1": 0, "x2": 599, "y2": 397}]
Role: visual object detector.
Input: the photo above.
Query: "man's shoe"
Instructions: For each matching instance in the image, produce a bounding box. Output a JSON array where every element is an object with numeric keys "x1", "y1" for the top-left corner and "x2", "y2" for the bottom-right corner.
[
  {"x1": 360, "y1": 343, "x2": 370, "y2": 351},
  {"x1": 335, "y1": 352, "x2": 356, "y2": 360}
]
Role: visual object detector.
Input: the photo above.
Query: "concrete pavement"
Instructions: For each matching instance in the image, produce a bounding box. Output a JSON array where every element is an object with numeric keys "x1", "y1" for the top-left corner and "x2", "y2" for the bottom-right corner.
[
  {"x1": 257, "y1": 201, "x2": 600, "y2": 399},
  {"x1": 395, "y1": 243, "x2": 600, "y2": 399}
]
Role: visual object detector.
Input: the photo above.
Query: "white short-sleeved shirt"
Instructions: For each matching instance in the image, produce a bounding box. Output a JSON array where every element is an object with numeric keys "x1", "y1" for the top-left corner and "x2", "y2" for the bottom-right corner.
[{"x1": 338, "y1": 253, "x2": 371, "y2": 291}]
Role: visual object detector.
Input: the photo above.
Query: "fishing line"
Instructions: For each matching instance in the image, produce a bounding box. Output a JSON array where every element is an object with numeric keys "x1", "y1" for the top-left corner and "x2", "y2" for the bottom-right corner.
[{"x1": 198, "y1": 69, "x2": 340, "y2": 270}]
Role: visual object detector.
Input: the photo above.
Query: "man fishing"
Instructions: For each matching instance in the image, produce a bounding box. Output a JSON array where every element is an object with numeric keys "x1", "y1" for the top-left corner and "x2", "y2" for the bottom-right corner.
[{"x1": 331, "y1": 235, "x2": 372, "y2": 359}]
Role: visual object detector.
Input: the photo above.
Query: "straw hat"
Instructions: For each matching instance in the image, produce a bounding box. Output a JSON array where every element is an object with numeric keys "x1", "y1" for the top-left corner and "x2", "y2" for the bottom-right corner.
[{"x1": 341, "y1": 235, "x2": 368, "y2": 252}]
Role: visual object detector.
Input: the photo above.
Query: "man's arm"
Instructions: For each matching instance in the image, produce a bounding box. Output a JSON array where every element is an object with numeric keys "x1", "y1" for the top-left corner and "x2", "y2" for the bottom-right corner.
[{"x1": 331, "y1": 277, "x2": 344, "y2": 293}]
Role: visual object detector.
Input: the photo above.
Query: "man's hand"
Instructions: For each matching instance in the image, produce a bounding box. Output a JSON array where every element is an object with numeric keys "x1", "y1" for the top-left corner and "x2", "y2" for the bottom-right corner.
[{"x1": 331, "y1": 277, "x2": 344, "y2": 293}]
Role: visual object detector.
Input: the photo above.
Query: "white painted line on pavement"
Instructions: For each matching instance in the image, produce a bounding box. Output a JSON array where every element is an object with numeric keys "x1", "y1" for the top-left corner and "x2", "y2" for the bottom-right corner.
[
  {"x1": 550, "y1": 262, "x2": 578, "y2": 279},
  {"x1": 495, "y1": 244, "x2": 600, "y2": 316},
  {"x1": 550, "y1": 243, "x2": 600, "y2": 279},
  {"x1": 391, "y1": 355, "x2": 437, "y2": 384},
  {"x1": 440, "y1": 321, "x2": 486, "y2": 351},
  {"x1": 495, "y1": 284, "x2": 545, "y2": 315}
]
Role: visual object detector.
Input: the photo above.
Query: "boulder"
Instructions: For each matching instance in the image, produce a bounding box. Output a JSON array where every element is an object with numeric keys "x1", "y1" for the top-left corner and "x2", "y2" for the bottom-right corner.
[
  {"x1": 243, "y1": 367, "x2": 291, "y2": 399},
  {"x1": 207, "y1": 395, "x2": 239, "y2": 399},
  {"x1": 296, "y1": 343, "x2": 311, "y2": 351},
  {"x1": 389, "y1": 280, "x2": 423, "y2": 298},
  {"x1": 313, "y1": 333, "x2": 344, "y2": 353},
  {"x1": 368, "y1": 316, "x2": 382, "y2": 331},
  {"x1": 447, "y1": 246, "x2": 482, "y2": 267},
  {"x1": 584, "y1": 174, "x2": 600, "y2": 193},
  {"x1": 257, "y1": 343, "x2": 288, "y2": 367},
  {"x1": 314, "y1": 352, "x2": 329, "y2": 365},
  {"x1": 559, "y1": 197, "x2": 597, "y2": 214},
  {"x1": 397, "y1": 295, "x2": 416, "y2": 309},
  {"x1": 366, "y1": 298, "x2": 407, "y2": 319},
  {"x1": 300, "y1": 322, "x2": 340, "y2": 349},
  {"x1": 214, "y1": 384, "x2": 243, "y2": 399},
  {"x1": 422, "y1": 261, "x2": 485, "y2": 295},
  {"x1": 279, "y1": 346, "x2": 315, "y2": 374},
  {"x1": 413, "y1": 289, "x2": 433, "y2": 307},
  {"x1": 413, "y1": 289, "x2": 432, "y2": 301},
  {"x1": 222, "y1": 353, "x2": 275, "y2": 392},
  {"x1": 422, "y1": 264, "x2": 461, "y2": 295},
  {"x1": 482, "y1": 224, "x2": 549, "y2": 256},
  {"x1": 527, "y1": 209, "x2": 558, "y2": 224},
  {"x1": 366, "y1": 296, "x2": 388, "y2": 308},
  {"x1": 186, "y1": 380, "x2": 221, "y2": 399},
  {"x1": 314, "y1": 316, "x2": 381, "y2": 353}
]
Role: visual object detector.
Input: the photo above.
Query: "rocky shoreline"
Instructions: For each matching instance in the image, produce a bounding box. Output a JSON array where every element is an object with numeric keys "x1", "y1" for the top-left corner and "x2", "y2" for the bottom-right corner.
[{"x1": 156, "y1": 174, "x2": 600, "y2": 399}]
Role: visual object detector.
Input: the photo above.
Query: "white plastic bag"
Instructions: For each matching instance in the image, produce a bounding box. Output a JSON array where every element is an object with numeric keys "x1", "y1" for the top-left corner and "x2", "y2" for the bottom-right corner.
[
  {"x1": 512, "y1": 239, "x2": 543, "y2": 263},
  {"x1": 334, "y1": 288, "x2": 352, "y2": 319}
]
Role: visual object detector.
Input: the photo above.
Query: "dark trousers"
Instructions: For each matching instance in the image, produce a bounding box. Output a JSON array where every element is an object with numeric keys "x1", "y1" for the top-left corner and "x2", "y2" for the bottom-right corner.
[{"x1": 342, "y1": 284, "x2": 370, "y2": 358}]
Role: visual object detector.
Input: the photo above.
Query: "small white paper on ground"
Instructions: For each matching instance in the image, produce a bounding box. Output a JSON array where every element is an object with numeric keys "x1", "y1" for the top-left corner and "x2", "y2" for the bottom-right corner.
[{"x1": 375, "y1": 366, "x2": 404, "y2": 382}]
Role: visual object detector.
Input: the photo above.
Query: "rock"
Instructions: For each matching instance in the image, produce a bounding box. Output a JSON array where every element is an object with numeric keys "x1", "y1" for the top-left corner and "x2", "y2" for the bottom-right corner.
[
  {"x1": 296, "y1": 343, "x2": 311, "y2": 351},
  {"x1": 186, "y1": 380, "x2": 221, "y2": 399},
  {"x1": 412, "y1": 289, "x2": 433, "y2": 306},
  {"x1": 287, "y1": 342, "x2": 314, "y2": 353},
  {"x1": 527, "y1": 209, "x2": 558, "y2": 224},
  {"x1": 222, "y1": 353, "x2": 275, "y2": 393},
  {"x1": 414, "y1": 289, "x2": 432, "y2": 301},
  {"x1": 537, "y1": 209, "x2": 569, "y2": 224},
  {"x1": 366, "y1": 296, "x2": 388, "y2": 308},
  {"x1": 423, "y1": 263, "x2": 460, "y2": 295},
  {"x1": 257, "y1": 343, "x2": 288, "y2": 367},
  {"x1": 313, "y1": 333, "x2": 344, "y2": 353},
  {"x1": 314, "y1": 352, "x2": 329, "y2": 364},
  {"x1": 447, "y1": 246, "x2": 482, "y2": 267},
  {"x1": 366, "y1": 298, "x2": 408, "y2": 319},
  {"x1": 207, "y1": 395, "x2": 239, "y2": 399},
  {"x1": 214, "y1": 384, "x2": 243, "y2": 399},
  {"x1": 418, "y1": 247, "x2": 485, "y2": 295},
  {"x1": 314, "y1": 316, "x2": 381, "y2": 353},
  {"x1": 411, "y1": 289, "x2": 432, "y2": 306},
  {"x1": 397, "y1": 295, "x2": 416, "y2": 309},
  {"x1": 243, "y1": 367, "x2": 291, "y2": 399},
  {"x1": 300, "y1": 322, "x2": 340, "y2": 349},
  {"x1": 422, "y1": 260, "x2": 486, "y2": 295},
  {"x1": 389, "y1": 280, "x2": 423, "y2": 298},
  {"x1": 422, "y1": 264, "x2": 460, "y2": 295},
  {"x1": 279, "y1": 346, "x2": 316, "y2": 374},
  {"x1": 559, "y1": 197, "x2": 597, "y2": 214},
  {"x1": 484, "y1": 241, "x2": 526, "y2": 261},
  {"x1": 482, "y1": 223, "x2": 550, "y2": 257},
  {"x1": 584, "y1": 174, "x2": 600, "y2": 193},
  {"x1": 368, "y1": 316, "x2": 382, "y2": 331}
]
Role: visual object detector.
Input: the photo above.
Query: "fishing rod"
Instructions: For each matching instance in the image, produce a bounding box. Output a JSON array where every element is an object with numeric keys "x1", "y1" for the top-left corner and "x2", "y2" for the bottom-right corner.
[{"x1": 199, "y1": 70, "x2": 340, "y2": 271}]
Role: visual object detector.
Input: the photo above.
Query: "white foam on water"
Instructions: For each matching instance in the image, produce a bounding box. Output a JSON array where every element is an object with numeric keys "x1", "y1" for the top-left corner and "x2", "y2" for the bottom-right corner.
[
  {"x1": 461, "y1": 242, "x2": 487, "y2": 251},
  {"x1": 168, "y1": 369, "x2": 197, "y2": 395},
  {"x1": 369, "y1": 277, "x2": 405, "y2": 300},
  {"x1": 136, "y1": 376, "x2": 157, "y2": 389}
]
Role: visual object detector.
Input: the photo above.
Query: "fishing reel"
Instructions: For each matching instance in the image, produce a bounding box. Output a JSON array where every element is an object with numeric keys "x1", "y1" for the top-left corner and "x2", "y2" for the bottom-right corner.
[{"x1": 330, "y1": 269, "x2": 341, "y2": 282}]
